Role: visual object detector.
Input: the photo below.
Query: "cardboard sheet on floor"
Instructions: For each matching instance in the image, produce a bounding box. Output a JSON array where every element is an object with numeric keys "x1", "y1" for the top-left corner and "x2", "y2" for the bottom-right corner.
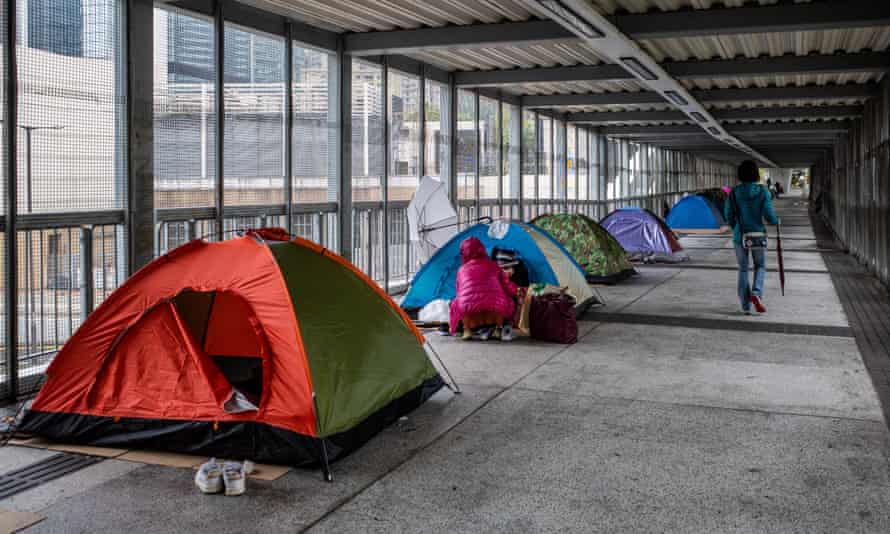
[
  {"x1": 118, "y1": 450, "x2": 204, "y2": 469},
  {"x1": 9, "y1": 437, "x2": 292, "y2": 481},
  {"x1": 226, "y1": 462, "x2": 290, "y2": 481},
  {"x1": 0, "y1": 508, "x2": 44, "y2": 533},
  {"x1": 19, "y1": 437, "x2": 128, "y2": 458},
  {"x1": 121, "y1": 451, "x2": 291, "y2": 480}
]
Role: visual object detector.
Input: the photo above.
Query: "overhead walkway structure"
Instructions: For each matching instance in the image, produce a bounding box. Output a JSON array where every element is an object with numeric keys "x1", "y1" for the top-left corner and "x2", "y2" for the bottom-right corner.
[{"x1": 4, "y1": 1, "x2": 890, "y2": 531}]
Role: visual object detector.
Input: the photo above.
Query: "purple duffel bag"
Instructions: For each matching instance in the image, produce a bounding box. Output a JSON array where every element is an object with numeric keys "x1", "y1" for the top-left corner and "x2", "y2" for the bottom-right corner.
[{"x1": 529, "y1": 293, "x2": 578, "y2": 344}]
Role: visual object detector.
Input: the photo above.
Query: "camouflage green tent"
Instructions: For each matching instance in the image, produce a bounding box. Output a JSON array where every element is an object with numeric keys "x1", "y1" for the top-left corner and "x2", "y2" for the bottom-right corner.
[{"x1": 532, "y1": 213, "x2": 636, "y2": 284}]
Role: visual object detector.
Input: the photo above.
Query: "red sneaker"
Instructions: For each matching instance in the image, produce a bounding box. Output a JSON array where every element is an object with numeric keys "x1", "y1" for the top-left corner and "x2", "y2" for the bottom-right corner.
[{"x1": 750, "y1": 295, "x2": 766, "y2": 314}]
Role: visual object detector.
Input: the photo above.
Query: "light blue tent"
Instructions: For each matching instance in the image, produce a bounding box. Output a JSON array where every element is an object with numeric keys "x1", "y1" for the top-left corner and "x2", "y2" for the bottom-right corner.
[
  {"x1": 401, "y1": 221, "x2": 594, "y2": 311},
  {"x1": 665, "y1": 195, "x2": 729, "y2": 232}
]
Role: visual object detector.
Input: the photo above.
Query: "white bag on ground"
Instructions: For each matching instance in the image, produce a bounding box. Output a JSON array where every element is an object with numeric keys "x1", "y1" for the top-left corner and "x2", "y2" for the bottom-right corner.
[{"x1": 418, "y1": 299, "x2": 450, "y2": 323}]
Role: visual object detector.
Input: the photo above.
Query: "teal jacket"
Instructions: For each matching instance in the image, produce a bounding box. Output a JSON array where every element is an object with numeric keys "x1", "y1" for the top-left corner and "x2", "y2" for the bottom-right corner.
[{"x1": 724, "y1": 183, "x2": 779, "y2": 244}]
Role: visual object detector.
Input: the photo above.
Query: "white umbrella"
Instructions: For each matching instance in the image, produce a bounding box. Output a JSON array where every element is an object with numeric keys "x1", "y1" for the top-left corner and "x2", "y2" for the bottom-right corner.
[{"x1": 408, "y1": 176, "x2": 458, "y2": 263}]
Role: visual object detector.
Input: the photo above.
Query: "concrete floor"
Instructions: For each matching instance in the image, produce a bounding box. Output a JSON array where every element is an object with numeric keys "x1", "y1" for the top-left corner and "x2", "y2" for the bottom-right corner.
[{"x1": 4, "y1": 198, "x2": 890, "y2": 533}]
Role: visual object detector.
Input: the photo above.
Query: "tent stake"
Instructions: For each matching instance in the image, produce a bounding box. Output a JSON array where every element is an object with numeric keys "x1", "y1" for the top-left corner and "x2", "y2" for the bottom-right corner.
[
  {"x1": 319, "y1": 439, "x2": 333, "y2": 483},
  {"x1": 425, "y1": 341, "x2": 462, "y2": 394}
]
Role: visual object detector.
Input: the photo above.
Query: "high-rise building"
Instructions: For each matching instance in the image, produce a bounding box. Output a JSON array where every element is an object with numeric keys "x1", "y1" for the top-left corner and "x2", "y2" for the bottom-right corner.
[{"x1": 26, "y1": 0, "x2": 84, "y2": 57}]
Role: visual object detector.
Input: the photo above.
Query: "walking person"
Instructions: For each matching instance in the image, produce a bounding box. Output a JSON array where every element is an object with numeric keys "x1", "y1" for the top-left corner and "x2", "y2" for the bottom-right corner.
[{"x1": 725, "y1": 160, "x2": 780, "y2": 315}]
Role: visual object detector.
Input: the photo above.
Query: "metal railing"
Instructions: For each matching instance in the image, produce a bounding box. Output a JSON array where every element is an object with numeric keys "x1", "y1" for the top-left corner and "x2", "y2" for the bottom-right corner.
[
  {"x1": 0, "y1": 211, "x2": 126, "y2": 397},
  {"x1": 0, "y1": 187, "x2": 703, "y2": 398}
]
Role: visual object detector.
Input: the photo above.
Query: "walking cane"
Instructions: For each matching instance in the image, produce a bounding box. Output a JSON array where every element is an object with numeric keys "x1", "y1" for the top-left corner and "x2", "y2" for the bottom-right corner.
[{"x1": 776, "y1": 223, "x2": 786, "y2": 296}]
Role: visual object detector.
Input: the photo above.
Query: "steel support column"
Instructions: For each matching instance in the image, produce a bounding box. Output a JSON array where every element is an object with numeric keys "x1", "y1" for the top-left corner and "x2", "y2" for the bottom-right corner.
[
  {"x1": 214, "y1": 0, "x2": 225, "y2": 236},
  {"x1": 448, "y1": 74, "x2": 458, "y2": 207},
  {"x1": 382, "y1": 57, "x2": 389, "y2": 289},
  {"x1": 338, "y1": 44, "x2": 353, "y2": 260},
  {"x1": 284, "y1": 23, "x2": 294, "y2": 234},
  {"x1": 474, "y1": 90, "x2": 480, "y2": 217},
  {"x1": 517, "y1": 104, "x2": 525, "y2": 221},
  {"x1": 128, "y1": 0, "x2": 154, "y2": 272},
  {"x1": 497, "y1": 98, "x2": 503, "y2": 216},
  {"x1": 5, "y1": 0, "x2": 17, "y2": 399}
]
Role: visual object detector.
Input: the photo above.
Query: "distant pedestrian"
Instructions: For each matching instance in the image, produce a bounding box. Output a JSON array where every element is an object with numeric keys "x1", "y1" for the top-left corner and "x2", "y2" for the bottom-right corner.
[{"x1": 725, "y1": 160, "x2": 780, "y2": 315}]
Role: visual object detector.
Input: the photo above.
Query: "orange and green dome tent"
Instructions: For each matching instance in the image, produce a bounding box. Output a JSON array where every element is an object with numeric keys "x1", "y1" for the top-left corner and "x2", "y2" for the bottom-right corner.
[
  {"x1": 532, "y1": 213, "x2": 636, "y2": 284},
  {"x1": 20, "y1": 228, "x2": 445, "y2": 473}
]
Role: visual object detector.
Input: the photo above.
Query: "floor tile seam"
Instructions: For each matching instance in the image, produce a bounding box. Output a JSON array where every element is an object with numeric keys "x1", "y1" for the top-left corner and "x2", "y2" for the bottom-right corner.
[
  {"x1": 612, "y1": 269, "x2": 686, "y2": 314},
  {"x1": 586, "y1": 313, "x2": 854, "y2": 338},
  {"x1": 510, "y1": 385, "x2": 889, "y2": 426},
  {"x1": 301, "y1": 322, "x2": 609, "y2": 532},
  {"x1": 534, "y1": 347, "x2": 868, "y2": 373},
  {"x1": 641, "y1": 264, "x2": 829, "y2": 274}
]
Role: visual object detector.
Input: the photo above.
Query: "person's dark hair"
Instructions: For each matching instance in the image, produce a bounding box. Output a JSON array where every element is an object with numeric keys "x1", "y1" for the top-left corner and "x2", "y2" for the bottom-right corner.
[{"x1": 737, "y1": 160, "x2": 760, "y2": 183}]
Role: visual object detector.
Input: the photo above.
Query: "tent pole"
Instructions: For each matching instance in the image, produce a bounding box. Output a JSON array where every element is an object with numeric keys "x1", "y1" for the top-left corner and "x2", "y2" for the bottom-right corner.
[{"x1": 425, "y1": 341, "x2": 461, "y2": 394}]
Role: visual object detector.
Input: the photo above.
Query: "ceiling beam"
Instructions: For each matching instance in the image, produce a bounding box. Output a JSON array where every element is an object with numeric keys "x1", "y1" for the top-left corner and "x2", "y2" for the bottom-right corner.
[
  {"x1": 342, "y1": 19, "x2": 575, "y2": 56},
  {"x1": 603, "y1": 122, "x2": 850, "y2": 136},
  {"x1": 522, "y1": 92, "x2": 665, "y2": 108},
  {"x1": 455, "y1": 64, "x2": 632, "y2": 87},
  {"x1": 455, "y1": 52, "x2": 890, "y2": 87},
  {"x1": 525, "y1": 84, "x2": 879, "y2": 108},
  {"x1": 665, "y1": 52, "x2": 890, "y2": 79},
  {"x1": 341, "y1": 1, "x2": 890, "y2": 57},
  {"x1": 692, "y1": 84, "x2": 880, "y2": 102},
  {"x1": 566, "y1": 105, "x2": 863, "y2": 124},
  {"x1": 612, "y1": 0, "x2": 890, "y2": 40}
]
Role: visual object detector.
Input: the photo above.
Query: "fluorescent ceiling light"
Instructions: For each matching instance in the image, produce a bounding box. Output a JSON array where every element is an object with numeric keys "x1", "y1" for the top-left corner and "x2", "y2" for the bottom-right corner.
[
  {"x1": 690, "y1": 112, "x2": 706, "y2": 122},
  {"x1": 664, "y1": 91, "x2": 688, "y2": 106},
  {"x1": 537, "y1": 1, "x2": 604, "y2": 38},
  {"x1": 707, "y1": 126, "x2": 721, "y2": 136},
  {"x1": 620, "y1": 57, "x2": 658, "y2": 81}
]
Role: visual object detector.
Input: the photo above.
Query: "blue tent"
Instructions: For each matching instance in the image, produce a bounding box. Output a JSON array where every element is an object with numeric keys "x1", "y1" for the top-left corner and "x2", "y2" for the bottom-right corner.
[
  {"x1": 665, "y1": 195, "x2": 728, "y2": 232},
  {"x1": 401, "y1": 221, "x2": 594, "y2": 311}
]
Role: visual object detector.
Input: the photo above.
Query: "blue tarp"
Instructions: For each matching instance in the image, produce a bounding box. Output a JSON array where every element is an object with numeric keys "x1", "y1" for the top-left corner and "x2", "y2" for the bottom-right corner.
[
  {"x1": 401, "y1": 221, "x2": 583, "y2": 310},
  {"x1": 665, "y1": 195, "x2": 727, "y2": 230}
]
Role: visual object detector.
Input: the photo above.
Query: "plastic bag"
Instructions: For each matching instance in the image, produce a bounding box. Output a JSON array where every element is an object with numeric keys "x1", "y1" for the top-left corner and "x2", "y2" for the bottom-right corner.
[{"x1": 418, "y1": 299, "x2": 450, "y2": 323}]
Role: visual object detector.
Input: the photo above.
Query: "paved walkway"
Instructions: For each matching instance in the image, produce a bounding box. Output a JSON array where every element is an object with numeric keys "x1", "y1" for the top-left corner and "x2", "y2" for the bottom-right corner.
[{"x1": 4, "y1": 198, "x2": 890, "y2": 533}]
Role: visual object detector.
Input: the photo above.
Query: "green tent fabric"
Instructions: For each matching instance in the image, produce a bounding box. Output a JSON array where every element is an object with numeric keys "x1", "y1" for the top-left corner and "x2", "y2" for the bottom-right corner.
[
  {"x1": 531, "y1": 213, "x2": 636, "y2": 284},
  {"x1": 268, "y1": 240, "x2": 440, "y2": 437}
]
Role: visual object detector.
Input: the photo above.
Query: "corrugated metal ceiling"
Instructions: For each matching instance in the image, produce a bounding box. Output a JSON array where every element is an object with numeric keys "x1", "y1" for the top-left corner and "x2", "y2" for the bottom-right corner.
[
  {"x1": 235, "y1": 0, "x2": 885, "y2": 135},
  {"x1": 242, "y1": 0, "x2": 537, "y2": 32},
  {"x1": 408, "y1": 41, "x2": 612, "y2": 71}
]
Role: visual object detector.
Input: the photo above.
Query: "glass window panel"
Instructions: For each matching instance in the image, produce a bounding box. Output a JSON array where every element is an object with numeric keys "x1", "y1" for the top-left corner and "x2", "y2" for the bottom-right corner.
[
  {"x1": 222, "y1": 24, "x2": 285, "y2": 208},
  {"x1": 554, "y1": 120, "x2": 565, "y2": 201},
  {"x1": 154, "y1": 7, "x2": 216, "y2": 211},
  {"x1": 16, "y1": 0, "x2": 126, "y2": 386},
  {"x1": 350, "y1": 60, "x2": 384, "y2": 280},
  {"x1": 351, "y1": 60, "x2": 383, "y2": 203},
  {"x1": 292, "y1": 43, "x2": 337, "y2": 207},
  {"x1": 522, "y1": 110, "x2": 536, "y2": 202},
  {"x1": 18, "y1": 0, "x2": 126, "y2": 214},
  {"x1": 503, "y1": 103, "x2": 520, "y2": 200},
  {"x1": 478, "y1": 96, "x2": 498, "y2": 201},
  {"x1": 456, "y1": 89, "x2": 476, "y2": 203},
  {"x1": 387, "y1": 69, "x2": 419, "y2": 286},
  {"x1": 424, "y1": 79, "x2": 449, "y2": 182},
  {"x1": 567, "y1": 125, "x2": 576, "y2": 201},
  {"x1": 578, "y1": 129, "x2": 588, "y2": 201},
  {"x1": 538, "y1": 117, "x2": 551, "y2": 199},
  {"x1": 387, "y1": 70, "x2": 419, "y2": 202}
]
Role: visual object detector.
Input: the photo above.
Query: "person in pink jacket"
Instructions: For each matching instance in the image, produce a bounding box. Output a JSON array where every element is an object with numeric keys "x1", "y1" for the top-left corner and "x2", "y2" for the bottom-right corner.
[{"x1": 450, "y1": 237, "x2": 518, "y2": 341}]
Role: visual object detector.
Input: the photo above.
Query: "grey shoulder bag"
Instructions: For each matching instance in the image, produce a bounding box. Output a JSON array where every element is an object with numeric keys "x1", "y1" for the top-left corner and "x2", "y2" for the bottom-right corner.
[{"x1": 730, "y1": 187, "x2": 767, "y2": 250}]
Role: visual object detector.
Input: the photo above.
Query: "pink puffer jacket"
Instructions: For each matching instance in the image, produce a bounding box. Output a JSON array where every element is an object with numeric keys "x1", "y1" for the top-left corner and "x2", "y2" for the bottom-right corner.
[{"x1": 449, "y1": 237, "x2": 518, "y2": 334}]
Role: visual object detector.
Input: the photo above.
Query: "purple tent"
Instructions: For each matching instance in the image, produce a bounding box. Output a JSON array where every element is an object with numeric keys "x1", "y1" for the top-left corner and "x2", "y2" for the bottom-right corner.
[{"x1": 600, "y1": 208, "x2": 689, "y2": 263}]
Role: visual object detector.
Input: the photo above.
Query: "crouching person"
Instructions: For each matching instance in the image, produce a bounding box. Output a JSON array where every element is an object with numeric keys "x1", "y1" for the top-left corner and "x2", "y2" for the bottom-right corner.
[{"x1": 450, "y1": 237, "x2": 518, "y2": 341}]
